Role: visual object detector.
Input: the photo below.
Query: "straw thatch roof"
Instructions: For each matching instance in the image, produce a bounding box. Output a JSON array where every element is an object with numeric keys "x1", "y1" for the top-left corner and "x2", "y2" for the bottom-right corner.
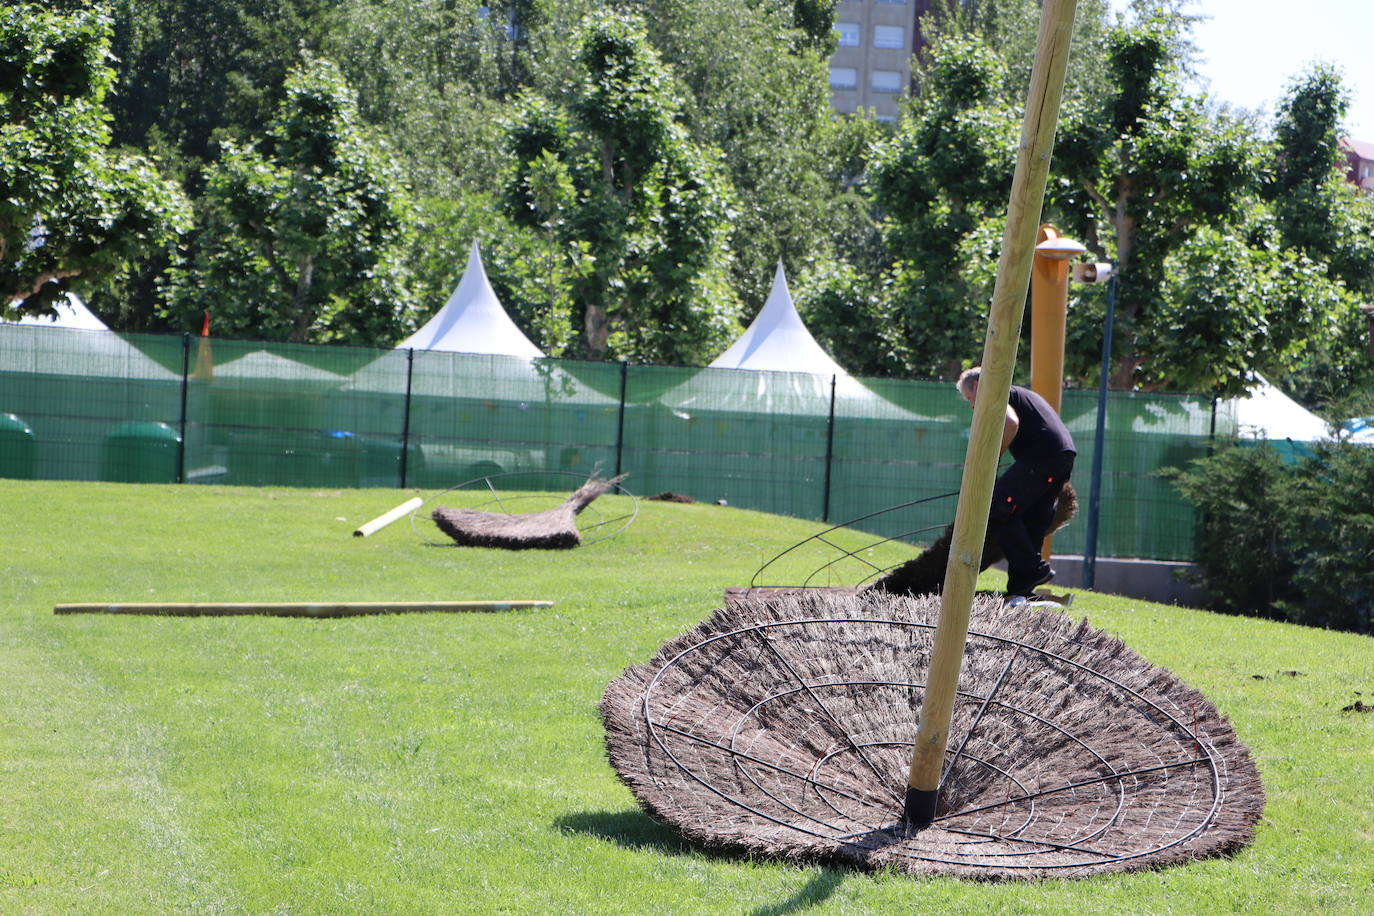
[
  {"x1": 601, "y1": 590, "x2": 1263, "y2": 879},
  {"x1": 432, "y1": 474, "x2": 625, "y2": 549}
]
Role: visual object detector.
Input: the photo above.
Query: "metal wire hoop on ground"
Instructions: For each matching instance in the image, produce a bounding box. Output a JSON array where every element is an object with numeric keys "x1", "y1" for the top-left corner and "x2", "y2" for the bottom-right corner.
[
  {"x1": 748, "y1": 491, "x2": 959, "y2": 590},
  {"x1": 601, "y1": 591, "x2": 1263, "y2": 880},
  {"x1": 410, "y1": 470, "x2": 639, "y2": 548}
]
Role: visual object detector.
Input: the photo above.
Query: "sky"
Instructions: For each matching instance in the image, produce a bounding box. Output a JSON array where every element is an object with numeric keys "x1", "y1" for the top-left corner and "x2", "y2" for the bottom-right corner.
[{"x1": 1110, "y1": 0, "x2": 1374, "y2": 141}]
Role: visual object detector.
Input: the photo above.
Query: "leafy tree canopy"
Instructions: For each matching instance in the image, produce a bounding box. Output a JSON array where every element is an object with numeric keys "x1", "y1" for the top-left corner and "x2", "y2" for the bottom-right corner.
[
  {"x1": 501, "y1": 12, "x2": 739, "y2": 364},
  {"x1": 0, "y1": 3, "x2": 188, "y2": 318},
  {"x1": 164, "y1": 56, "x2": 415, "y2": 344}
]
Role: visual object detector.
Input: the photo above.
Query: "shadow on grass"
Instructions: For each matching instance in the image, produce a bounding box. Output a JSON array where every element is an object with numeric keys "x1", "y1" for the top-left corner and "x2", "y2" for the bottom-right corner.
[
  {"x1": 556, "y1": 808, "x2": 712, "y2": 858},
  {"x1": 747, "y1": 868, "x2": 845, "y2": 916},
  {"x1": 557, "y1": 809, "x2": 846, "y2": 914}
]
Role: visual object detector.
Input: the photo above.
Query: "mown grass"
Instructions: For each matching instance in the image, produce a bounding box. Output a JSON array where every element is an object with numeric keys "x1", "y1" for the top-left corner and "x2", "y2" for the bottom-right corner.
[{"x1": 1, "y1": 479, "x2": 1371, "y2": 915}]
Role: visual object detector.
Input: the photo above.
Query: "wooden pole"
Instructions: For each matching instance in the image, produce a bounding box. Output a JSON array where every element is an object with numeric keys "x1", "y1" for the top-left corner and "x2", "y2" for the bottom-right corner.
[
  {"x1": 1030, "y1": 224, "x2": 1071, "y2": 416},
  {"x1": 904, "y1": 0, "x2": 1079, "y2": 828},
  {"x1": 1030, "y1": 224, "x2": 1081, "y2": 560},
  {"x1": 54, "y1": 600, "x2": 553, "y2": 618}
]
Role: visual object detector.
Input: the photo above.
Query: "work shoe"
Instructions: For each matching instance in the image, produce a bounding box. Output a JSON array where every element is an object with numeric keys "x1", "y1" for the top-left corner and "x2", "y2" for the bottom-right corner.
[{"x1": 1007, "y1": 563, "x2": 1055, "y2": 598}]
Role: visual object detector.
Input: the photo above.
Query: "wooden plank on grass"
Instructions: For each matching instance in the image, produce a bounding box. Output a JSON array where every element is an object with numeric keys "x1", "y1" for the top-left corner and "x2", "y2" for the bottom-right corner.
[{"x1": 54, "y1": 601, "x2": 553, "y2": 618}]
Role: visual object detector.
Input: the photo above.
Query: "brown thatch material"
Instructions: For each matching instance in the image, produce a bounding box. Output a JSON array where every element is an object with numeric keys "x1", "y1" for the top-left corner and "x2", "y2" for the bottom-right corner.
[
  {"x1": 647, "y1": 491, "x2": 696, "y2": 503},
  {"x1": 601, "y1": 590, "x2": 1263, "y2": 880},
  {"x1": 432, "y1": 474, "x2": 625, "y2": 550},
  {"x1": 868, "y1": 483, "x2": 1078, "y2": 597}
]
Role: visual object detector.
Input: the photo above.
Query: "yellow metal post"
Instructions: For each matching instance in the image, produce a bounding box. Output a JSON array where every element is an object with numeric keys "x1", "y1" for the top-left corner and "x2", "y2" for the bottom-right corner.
[{"x1": 904, "y1": 0, "x2": 1079, "y2": 829}]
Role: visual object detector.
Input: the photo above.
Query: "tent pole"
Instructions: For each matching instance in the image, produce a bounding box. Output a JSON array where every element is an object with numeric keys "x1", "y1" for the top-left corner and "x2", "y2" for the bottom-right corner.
[{"x1": 904, "y1": 0, "x2": 1079, "y2": 828}]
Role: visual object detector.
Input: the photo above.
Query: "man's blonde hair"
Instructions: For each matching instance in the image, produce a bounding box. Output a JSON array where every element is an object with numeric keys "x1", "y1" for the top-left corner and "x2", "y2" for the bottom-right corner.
[{"x1": 956, "y1": 366, "x2": 981, "y2": 396}]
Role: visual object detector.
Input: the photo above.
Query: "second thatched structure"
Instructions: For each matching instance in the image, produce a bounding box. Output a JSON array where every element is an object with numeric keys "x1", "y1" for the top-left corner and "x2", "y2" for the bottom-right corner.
[{"x1": 431, "y1": 473, "x2": 627, "y2": 549}]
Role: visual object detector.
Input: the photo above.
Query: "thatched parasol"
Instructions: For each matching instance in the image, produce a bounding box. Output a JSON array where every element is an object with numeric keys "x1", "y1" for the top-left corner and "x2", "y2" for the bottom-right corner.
[
  {"x1": 426, "y1": 472, "x2": 631, "y2": 550},
  {"x1": 601, "y1": 590, "x2": 1263, "y2": 880}
]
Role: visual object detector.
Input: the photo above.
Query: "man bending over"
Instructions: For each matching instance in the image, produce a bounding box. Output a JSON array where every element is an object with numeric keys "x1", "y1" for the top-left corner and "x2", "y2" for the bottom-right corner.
[{"x1": 956, "y1": 366, "x2": 1076, "y2": 597}]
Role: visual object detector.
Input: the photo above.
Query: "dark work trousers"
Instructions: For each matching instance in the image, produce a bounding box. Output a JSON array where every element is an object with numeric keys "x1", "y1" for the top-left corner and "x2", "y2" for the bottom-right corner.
[{"x1": 988, "y1": 452, "x2": 1076, "y2": 582}]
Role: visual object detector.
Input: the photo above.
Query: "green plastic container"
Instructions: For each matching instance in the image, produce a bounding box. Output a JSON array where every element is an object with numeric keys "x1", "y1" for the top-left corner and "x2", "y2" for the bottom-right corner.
[
  {"x1": 0, "y1": 412, "x2": 37, "y2": 479},
  {"x1": 103, "y1": 421, "x2": 181, "y2": 483}
]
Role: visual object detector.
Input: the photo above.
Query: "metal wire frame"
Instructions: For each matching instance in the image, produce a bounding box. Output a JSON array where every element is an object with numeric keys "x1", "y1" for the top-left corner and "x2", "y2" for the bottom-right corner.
[
  {"x1": 748, "y1": 491, "x2": 960, "y2": 589},
  {"x1": 408, "y1": 470, "x2": 640, "y2": 548},
  {"x1": 638, "y1": 614, "x2": 1228, "y2": 872}
]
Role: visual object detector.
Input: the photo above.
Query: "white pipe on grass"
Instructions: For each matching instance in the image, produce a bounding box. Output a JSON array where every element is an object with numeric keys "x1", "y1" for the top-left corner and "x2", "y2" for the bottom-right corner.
[{"x1": 353, "y1": 496, "x2": 423, "y2": 537}]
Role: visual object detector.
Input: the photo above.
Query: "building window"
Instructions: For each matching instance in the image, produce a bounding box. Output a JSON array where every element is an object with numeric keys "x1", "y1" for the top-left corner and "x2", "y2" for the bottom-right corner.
[
  {"x1": 1363, "y1": 163, "x2": 1372, "y2": 179},
  {"x1": 871, "y1": 70, "x2": 903, "y2": 93},
  {"x1": 836, "y1": 22, "x2": 860, "y2": 47},
  {"x1": 873, "y1": 25, "x2": 905, "y2": 49},
  {"x1": 830, "y1": 67, "x2": 858, "y2": 90}
]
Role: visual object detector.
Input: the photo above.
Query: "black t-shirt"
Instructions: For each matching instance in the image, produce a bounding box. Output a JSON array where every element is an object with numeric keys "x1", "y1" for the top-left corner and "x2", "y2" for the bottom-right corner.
[{"x1": 1007, "y1": 385, "x2": 1076, "y2": 462}]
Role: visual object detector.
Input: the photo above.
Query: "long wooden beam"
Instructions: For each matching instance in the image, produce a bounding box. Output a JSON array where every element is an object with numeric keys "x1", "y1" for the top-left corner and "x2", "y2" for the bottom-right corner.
[
  {"x1": 904, "y1": 0, "x2": 1080, "y2": 828},
  {"x1": 54, "y1": 601, "x2": 553, "y2": 618}
]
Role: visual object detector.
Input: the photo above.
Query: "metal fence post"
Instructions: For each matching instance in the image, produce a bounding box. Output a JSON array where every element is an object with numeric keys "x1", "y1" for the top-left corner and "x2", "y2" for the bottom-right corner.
[
  {"x1": 399, "y1": 347, "x2": 414, "y2": 489},
  {"x1": 615, "y1": 360, "x2": 628, "y2": 477},
  {"x1": 177, "y1": 332, "x2": 190, "y2": 484},
  {"x1": 1083, "y1": 268, "x2": 1117, "y2": 590}
]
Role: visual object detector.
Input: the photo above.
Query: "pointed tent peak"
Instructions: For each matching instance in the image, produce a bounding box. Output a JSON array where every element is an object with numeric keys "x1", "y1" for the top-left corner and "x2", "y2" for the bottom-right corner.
[
  {"x1": 708, "y1": 262, "x2": 848, "y2": 378},
  {"x1": 464, "y1": 238, "x2": 486, "y2": 278},
  {"x1": 396, "y1": 240, "x2": 544, "y2": 358}
]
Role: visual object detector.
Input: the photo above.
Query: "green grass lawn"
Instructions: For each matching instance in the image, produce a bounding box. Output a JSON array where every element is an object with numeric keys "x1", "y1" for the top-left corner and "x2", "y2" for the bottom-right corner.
[{"x1": 2, "y1": 479, "x2": 1371, "y2": 914}]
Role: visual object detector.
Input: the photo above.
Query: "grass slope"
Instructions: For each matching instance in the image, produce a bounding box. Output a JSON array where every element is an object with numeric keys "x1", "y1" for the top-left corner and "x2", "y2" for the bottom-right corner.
[{"x1": 1, "y1": 480, "x2": 1371, "y2": 914}]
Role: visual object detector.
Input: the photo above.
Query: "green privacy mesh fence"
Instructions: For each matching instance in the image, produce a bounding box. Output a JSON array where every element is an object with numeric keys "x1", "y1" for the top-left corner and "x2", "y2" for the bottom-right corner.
[{"x1": 0, "y1": 324, "x2": 1234, "y2": 560}]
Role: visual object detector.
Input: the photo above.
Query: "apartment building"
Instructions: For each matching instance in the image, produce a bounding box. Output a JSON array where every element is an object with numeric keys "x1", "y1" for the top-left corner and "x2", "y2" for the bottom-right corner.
[
  {"x1": 828, "y1": 0, "x2": 933, "y2": 121},
  {"x1": 1341, "y1": 137, "x2": 1374, "y2": 191}
]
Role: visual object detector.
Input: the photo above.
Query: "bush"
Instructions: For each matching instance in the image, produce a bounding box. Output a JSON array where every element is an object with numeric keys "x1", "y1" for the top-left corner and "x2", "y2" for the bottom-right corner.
[
  {"x1": 1168, "y1": 440, "x2": 1374, "y2": 633},
  {"x1": 1281, "y1": 441, "x2": 1374, "y2": 632}
]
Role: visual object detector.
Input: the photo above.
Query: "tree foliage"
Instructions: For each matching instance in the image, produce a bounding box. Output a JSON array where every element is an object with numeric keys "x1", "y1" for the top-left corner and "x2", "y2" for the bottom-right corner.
[
  {"x1": 164, "y1": 57, "x2": 414, "y2": 344},
  {"x1": 0, "y1": 3, "x2": 188, "y2": 318},
  {"x1": 1170, "y1": 441, "x2": 1374, "y2": 633},
  {"x1": 862, "y1": 36, "x2": 1018, "y2": 377},
  {"x1": 633, "y1": 0, "x2": 844, "y2": 308},
  {"x1": 501, "y1": 12, "x2": 739, "y2": 364},
  {"x1": 12, "y1": 0, "x2": 1370, "y2": 414},
  {"x1": 1052, "y1": 16, "x2": 1262, "y2": 387}
]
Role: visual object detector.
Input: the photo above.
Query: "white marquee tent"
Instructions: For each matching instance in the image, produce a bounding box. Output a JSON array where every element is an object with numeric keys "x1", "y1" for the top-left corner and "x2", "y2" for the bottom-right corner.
[
  {"x1": 6, "y1": 292, "x2": 110, "y2": 331},
  {"x1": 397, "y1": 241, "x2": 543, "y2": 357},
  {"x1": 664, "y1": 262, "x2": 937, "y2": 420},
  {"x1": 1232, "y1": 374, "x2": 1331, "y2": 443},
  {"x1": 709, "y1": 262, "x2": 846, "y2": 377}
]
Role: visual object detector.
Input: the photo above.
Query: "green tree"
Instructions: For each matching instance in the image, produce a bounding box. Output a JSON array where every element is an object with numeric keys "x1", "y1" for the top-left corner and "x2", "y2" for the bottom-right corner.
[
  {"x1": 322, "y1": 0, "x2": 594, "y2": 199},
  {"x1": 164, "y1": 57, "x2": 414, "y2": 344},
  {"x1": 502, "y1": 13, "x2": 739, "y2": 364},
  {"x1": 633, "y1": 0, "x2": 844, "y2": 309},
  {"x1": 1263, "y1": 64, "x2": 1374, "y2": 411},
  {"x1": 866, "y1": 35, "x2": 1018, "y2": 378},
  {"x1": 0, "y1": 3, "x2": 188, "y2": 319},
  {"x1": 1052, "y1": 16, "x2": 1262, "y2": 387},
  {"x1": 1153, "y1": 226, "x2": 1355, "y2": 395},
  {"x1": 107, "y1": 0, "x2": 337, "y2": 167},
  {"x1": 925, "y1": 0, "x2": 1117, "y2": 108},
  {"x1": 1167, "y1": 443, "x2": 1299, "y2": 620}
]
